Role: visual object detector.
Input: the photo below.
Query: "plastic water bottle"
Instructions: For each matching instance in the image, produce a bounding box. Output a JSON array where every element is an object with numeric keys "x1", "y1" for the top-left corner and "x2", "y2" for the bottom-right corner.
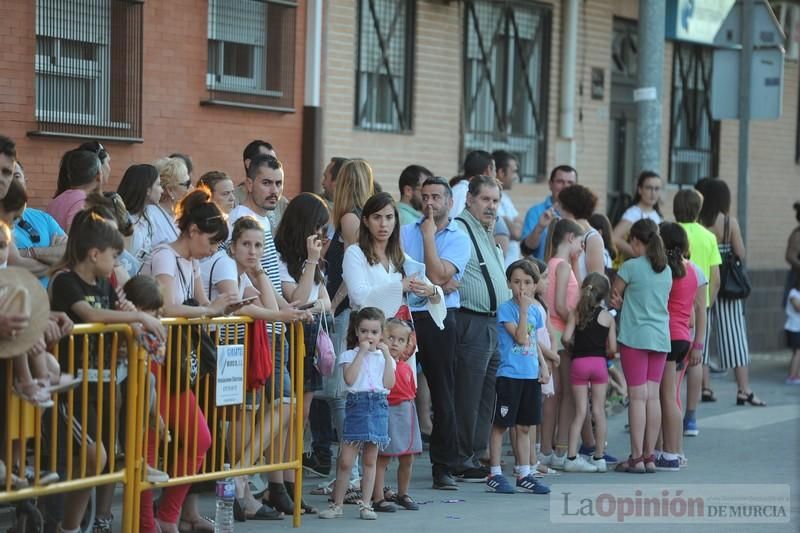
[{"x1": 214, "y1": 464, "x2": 235, "y2": 532}]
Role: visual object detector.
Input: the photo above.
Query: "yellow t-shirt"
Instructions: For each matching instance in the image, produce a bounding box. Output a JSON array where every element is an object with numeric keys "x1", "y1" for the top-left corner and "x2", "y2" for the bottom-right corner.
[{"x1": 680, "y1": 222, "x2": 722, "y2": 306}]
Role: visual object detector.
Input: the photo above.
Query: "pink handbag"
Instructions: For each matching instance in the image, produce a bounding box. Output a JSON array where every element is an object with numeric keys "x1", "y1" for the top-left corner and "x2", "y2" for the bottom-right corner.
[{"x1": 315, "y1": 313, "x2": 336, "y2": 377}]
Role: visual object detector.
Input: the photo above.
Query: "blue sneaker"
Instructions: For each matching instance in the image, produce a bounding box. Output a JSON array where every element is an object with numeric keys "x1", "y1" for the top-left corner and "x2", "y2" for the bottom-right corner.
[
  {"x1": 516, "y1": 474, "x2": 550, "y2": 494},
  {"x1": 683, "y1": 417, "x2": 699, "y2": 437},
  {"x1": 486, "y1": 474, "x2": 515, "y2": 494},
  {"x1": 578, "y1": 445, "x2": 618, "y2": 465},
  {"x1": 654, "y1": 455, "x2": 680, "y2": 472}
]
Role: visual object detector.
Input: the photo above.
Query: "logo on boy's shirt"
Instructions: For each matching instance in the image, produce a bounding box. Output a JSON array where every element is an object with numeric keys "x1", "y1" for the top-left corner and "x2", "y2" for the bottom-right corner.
[{"x1": 511, "y1": 323, "x2": 537, "y2": 356}]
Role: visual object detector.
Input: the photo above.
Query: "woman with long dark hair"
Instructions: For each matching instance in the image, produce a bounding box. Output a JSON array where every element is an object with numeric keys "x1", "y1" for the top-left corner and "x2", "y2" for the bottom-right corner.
[
  {"x1": 695, "y1": 178, "x2": 764, "y2": 406},
  {"x1": 117, "y1": 164, "x2": 164, "y2": 266}
]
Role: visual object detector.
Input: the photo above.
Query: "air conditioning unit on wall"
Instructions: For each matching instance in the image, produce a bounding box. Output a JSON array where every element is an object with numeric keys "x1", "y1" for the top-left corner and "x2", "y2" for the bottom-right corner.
[{"x1": 773, "y1": 1, "x2": 800, "y2": 60}]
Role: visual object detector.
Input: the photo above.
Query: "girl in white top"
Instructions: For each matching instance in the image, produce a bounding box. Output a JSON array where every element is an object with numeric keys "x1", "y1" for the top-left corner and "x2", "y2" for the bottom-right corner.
[
  {"x1": 201, "y1": 215, "x2": 308, "y2": 520},
  {"x1": 319, "y1": 307, "x2": 396, "y2": 520},
  {"x1": 613, "y1": 171, "x2": 664, "y2": 260}
]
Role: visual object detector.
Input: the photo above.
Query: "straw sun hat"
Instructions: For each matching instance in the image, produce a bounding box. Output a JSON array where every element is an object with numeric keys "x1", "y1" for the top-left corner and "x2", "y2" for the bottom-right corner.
[{"x1": 0, "y1": 267, "x2": 50, "y2": 358}]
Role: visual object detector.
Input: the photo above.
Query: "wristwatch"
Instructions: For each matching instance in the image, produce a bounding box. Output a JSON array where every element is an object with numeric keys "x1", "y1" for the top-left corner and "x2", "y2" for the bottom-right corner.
[{"x1": 252, "y1": 268, "x2": 266, "y2": 278}]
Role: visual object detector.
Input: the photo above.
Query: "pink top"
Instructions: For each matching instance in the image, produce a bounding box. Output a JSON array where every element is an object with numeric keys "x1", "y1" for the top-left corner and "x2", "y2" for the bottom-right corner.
[
  {"x1": 46, "y1": 189, "x2": 87, "y2": 232},
  {"x1": 544, "y1": 257, "x2": 579, "y2": 332},
  {"x1": 667, "y1": 260, "x2": 699, "y2": 342}
]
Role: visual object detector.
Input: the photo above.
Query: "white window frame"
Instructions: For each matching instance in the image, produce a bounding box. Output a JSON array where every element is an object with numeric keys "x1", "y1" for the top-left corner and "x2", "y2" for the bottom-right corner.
[
  {"x1": 35, "y1": 0, "x2": 111, "y2": 126},
  {"x1": 207, "y1": 0, "x2": 282, "y2": 98}
]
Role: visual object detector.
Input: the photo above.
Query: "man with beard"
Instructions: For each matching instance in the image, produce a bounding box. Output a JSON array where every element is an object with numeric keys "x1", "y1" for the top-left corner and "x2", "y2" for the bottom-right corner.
[
  {"x1": 397, "y1": 164, "x2": 433, "y2": 226},
  {"x1": 400, "y1": 177, "x2": 471, "y2": 490},
  {"x1": 452, "y1": 175, "x2": 511, "y2": 481}
]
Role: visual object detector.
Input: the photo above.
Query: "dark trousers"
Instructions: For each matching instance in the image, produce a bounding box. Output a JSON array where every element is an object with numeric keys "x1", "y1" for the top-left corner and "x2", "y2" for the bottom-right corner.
[
  {"x1": 309, "y1": 397, "x2": 334, "y2": 463},
  {"x1": 454, "y1": 311, "x2": 499, "y2": 470},
  {"x1": 413, "y1": 309, "x2": 459, "y2": 474}
]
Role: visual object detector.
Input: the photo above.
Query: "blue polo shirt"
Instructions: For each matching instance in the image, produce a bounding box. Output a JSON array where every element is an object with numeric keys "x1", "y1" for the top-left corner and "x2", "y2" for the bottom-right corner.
[
  {"x1": 522, "y1": 196, "x2": 558, "y2": 260},
  {"x1": 13, "y1": 208, "x2": 66, "y2": 288},
  {"x1": 400, "y1": 218, "x2": 471, "y2": 311}
]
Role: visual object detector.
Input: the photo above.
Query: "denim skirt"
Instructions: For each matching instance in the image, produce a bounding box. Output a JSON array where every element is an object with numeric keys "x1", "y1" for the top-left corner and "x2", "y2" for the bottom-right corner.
[{"x1": 342, "y1": 391, "x2": 390, "y2": 448}]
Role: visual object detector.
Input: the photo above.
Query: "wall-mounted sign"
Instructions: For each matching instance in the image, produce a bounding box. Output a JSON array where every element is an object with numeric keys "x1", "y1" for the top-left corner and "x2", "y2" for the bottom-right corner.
[
  {"x1": 666, "y1": 0, "x2": 736, "y2": 44},
  {"x1": 591, "y1": 68, "x2": 605, "y2": 100}
]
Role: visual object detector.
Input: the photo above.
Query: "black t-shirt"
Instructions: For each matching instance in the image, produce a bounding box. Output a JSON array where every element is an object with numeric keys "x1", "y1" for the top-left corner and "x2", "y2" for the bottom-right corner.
[{"x1": 51, "y1": 270, "x2": 118, "y2": 370}]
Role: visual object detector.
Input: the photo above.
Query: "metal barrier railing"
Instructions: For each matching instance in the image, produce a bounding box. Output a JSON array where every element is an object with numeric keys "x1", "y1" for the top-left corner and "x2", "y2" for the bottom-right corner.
[
  {"x1": 0, "y1": 317, "x2": 305, "y2": 531},
  {"x1": 0, "y1": 323, "x2": 135, "y2": 508}
]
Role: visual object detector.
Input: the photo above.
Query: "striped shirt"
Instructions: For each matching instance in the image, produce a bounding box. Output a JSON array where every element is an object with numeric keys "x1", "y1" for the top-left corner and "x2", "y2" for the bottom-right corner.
[
  {"x1": 454, "y1": 209, "x2": 511, "y2": 313},
  {"x1": 228, "y1": 204, "x2": 284, "y2": 334}
]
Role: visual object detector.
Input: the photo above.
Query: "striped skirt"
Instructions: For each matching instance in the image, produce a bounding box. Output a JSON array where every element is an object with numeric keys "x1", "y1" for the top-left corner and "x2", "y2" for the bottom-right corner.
[{"x1": 703, "y1": 297, "x2": 750, "y2": 369}]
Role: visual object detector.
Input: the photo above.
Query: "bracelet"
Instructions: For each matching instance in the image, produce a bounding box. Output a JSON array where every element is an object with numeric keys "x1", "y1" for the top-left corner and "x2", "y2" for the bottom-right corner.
[
  {"x1": 304, "y1": 260, "x2": 319, "y2": 266},
  {"x1": 692, "y1": 342, "x2": 705, "y2": 350}
]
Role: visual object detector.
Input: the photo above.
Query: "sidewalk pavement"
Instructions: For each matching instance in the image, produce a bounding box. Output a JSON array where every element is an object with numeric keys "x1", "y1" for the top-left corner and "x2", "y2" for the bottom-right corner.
[{"x1": 1, "y1": 352, "x2": 797, "y2": 532}]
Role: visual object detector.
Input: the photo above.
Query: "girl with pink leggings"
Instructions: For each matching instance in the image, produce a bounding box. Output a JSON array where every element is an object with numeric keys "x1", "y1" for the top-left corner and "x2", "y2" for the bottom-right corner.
[
  {"x1": 611, "y1": 219, "x2": 672, "y2": 474},
  {"x1": 561, "y1": 272, "x2": 617, "y2": 474},
  {"x1": 139, "y1": 384, "x2": 212, "y2": 532}
]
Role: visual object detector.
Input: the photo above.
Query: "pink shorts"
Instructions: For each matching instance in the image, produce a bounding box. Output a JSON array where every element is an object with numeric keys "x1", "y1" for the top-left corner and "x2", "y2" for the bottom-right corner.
[
  {"x1": 570, "y1": 356, "x2": 609, "y2": 386},
  {"x1": 620, "y1": 344, "x2": 668, "y2": 387}
]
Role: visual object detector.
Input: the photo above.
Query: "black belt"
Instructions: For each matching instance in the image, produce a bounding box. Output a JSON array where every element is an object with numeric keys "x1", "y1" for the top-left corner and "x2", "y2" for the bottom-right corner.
[{"x1": 459, "y1": 307, "x2": 496, "y2": 318}]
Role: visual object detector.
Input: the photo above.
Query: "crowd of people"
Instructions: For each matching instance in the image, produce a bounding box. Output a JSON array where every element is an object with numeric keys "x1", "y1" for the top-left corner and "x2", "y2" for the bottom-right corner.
[{"x1": 0, "y1": 132, "x2": 790, "y2": 531}]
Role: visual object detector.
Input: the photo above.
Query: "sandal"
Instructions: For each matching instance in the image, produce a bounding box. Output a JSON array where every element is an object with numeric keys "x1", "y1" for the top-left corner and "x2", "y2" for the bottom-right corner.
[
  {"x1": 284, "y1": 481, "x2": 317, "y2": 515},
  {"x1": 391, "y1": 494, "x2": 419, "y2": 511},
  {"x1": 736, "y1": 391, "x2": 766, "y2": 407},
  {"x1": 372, "y1": 499, "x2": 396, "y2": 512},
  {"x1": 701, "y1": 387, "x2": 717, "y2": 402},
  {"x1": 614, "y1": 456, "x2": 645, "y2": 474},
  {"x1": 644, "y1": 455, "x2": 657, "y2": 474},
  {"x1": 266, "y1": 482, "x2": 294, "y2": 514},
  {"x1": 13, "y1": 379, "x2": 53, "y2": 408},
  {"x1": 383, "y1": 485, "x2": 395, "y2": 501}
]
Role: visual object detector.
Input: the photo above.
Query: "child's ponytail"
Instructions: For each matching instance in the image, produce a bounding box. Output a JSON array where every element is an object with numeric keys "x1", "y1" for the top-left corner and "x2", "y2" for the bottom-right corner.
[
  {"x1": 545, "y1": 218, "x2": 585, "y2": 261},
  {"x1": 629, "y1": 219, "x2": 667, "y2": 273},
  {"x1": 576, "y1": 272, "x2": 610, "y2": 329},
  {"x1": 659, "y1": 222, "x2": 688, "y2": 278}
]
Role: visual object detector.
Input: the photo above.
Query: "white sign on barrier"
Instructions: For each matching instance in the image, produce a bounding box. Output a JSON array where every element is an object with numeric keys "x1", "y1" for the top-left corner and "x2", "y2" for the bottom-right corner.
[{"x1": 216, "y1": 344, "x2": 245, "y2": 406}]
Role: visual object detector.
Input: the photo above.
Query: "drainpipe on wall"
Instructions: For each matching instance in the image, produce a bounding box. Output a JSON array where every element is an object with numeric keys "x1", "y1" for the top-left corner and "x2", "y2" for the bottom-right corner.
[
  {"x1": 556, "y1": 0, "x2": 579, "y2": 166},
  {"x1": 634, "y1": 0, "x2": 665, "y2": 176},
  {"x1": 302, "y1": 0, "x2": 323, "y2": 194}
]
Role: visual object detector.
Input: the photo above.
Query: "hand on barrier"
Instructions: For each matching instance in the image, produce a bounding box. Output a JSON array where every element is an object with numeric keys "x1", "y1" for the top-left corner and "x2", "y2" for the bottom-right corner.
[{"x1": 137, "y1": 312, "x2": 166, "y2": 343}]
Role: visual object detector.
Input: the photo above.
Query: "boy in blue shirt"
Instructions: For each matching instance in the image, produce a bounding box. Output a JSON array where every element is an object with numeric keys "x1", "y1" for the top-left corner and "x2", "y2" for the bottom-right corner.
[{"x1": 486, "y1": 259, "x2": 551, "y2": 495}]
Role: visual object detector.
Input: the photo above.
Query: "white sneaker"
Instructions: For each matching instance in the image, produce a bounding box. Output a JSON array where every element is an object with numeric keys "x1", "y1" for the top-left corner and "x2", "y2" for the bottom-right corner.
[
  {"x1": 564, "y1": 455, "x2": 598, "y2": 473},
  {"x1": 588, "y1": 457, "x2": 607, "y2": 473},
  {"x1": 319, "y1": 503, "x2": 343, "y2": 519},
  {"x1": 550, "y1": 453, "x2": 567, "y2": 470},
  {"x1": 359, "y1": 504, "x2": 377, "y2": 520},
  {"x1": 146, "y1": 465, "x2": 169, "y2": 483}
]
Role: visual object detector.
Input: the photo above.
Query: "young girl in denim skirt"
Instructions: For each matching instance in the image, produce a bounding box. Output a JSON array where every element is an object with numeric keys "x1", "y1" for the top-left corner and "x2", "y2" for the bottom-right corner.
[{"x1": 320, "y1": 307, "x2": 396, "y2": 520}]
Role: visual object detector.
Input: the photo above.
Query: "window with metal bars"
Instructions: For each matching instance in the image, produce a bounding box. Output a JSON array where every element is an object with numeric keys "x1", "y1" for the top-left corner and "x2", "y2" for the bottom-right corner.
[
  {"x1": 354, "y1": 0, "x2": 415, "y2": 132},
  {"x1": 205, "y1": 0, "x2": 296, "y2": 112},
  {"x1": 463, "y1": 1, "x2": 551, "y2": 182},
  {"x1": 668, "y1": 43, "x2": 720, "y2": 184},
  {"x1": 32, "y1": 0, "x2": 143, "y2": 141}
]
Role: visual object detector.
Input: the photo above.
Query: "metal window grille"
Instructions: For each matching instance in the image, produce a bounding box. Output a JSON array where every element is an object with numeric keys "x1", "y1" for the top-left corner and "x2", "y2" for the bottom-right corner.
[
  {"x1": 669, "y1": 43, "x2": 720, "y2": 184},
  {"x1": 205, "y1": 0, "x2": 296, "y2": 112},
  {"x1": 354, "y1": 0, "x2": 415, "y2": 132},
  {"x1": 463, "y1": 0, "x2": 551, "y2": 182},
  {"x1": 33, "y1": 0, "x2": 143, "y2": 141}
]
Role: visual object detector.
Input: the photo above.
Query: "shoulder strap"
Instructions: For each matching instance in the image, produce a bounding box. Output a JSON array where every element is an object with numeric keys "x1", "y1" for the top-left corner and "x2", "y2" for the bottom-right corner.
[
  {"x1": 175, "y1": 256, "x2": 191, "y2": 301},
  {"x1": 207, "y1": 256, "x2": 223, "y2": 300},
  {"x1": 723, "y1": 216, "x2": 731, "y2": 245},
  {"x1": 455, "y1": 216, "x2": 497, "y2": 312}
]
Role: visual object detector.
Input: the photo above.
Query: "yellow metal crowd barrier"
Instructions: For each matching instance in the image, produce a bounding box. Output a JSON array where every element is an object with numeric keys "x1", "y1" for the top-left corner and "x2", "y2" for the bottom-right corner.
[{"x1": 0, "y1": 317, "x2": 306, "y2": 531}]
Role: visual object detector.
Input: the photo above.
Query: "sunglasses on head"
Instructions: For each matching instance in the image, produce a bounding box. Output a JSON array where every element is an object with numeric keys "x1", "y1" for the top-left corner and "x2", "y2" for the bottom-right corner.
[{"x1": 17, "y1": 218, "x2": 40, "y2": 244}]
